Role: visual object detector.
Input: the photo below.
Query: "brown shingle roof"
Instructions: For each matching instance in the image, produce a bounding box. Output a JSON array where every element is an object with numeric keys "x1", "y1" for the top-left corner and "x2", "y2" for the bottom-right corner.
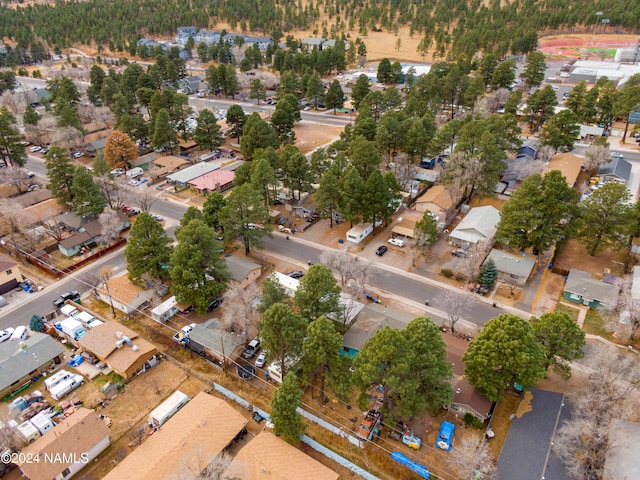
[
  {"x1": 415, "y1": 185, "x2": 453, "y2": 210},
  {"x1": 78, "y1": 321, "x2": 157, "y2": 376},
  {"x1": 102, "y1": 392, "x2": 248, "y2": 480},
  {"x1": 16, "y1": 408, "x2": 110, "y2": 480},
  {"x1": 0, "y1": 253, "x2": 17, "y2": 272},
  {"x1": 97, "y1": 274, "x2": 148, "y2": 306},
  {"x1": 224, "y1": 431, "x2": 339, "y2": 480},
  {"x1": 544, "y1": 153, "x2": 583, "y2": 187}
]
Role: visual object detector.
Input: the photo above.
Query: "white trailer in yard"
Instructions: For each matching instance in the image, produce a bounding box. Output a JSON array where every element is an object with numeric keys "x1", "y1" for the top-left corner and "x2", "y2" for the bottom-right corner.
[{"x1": 148, "y1": 390, "x2": 189, "y2": 428}]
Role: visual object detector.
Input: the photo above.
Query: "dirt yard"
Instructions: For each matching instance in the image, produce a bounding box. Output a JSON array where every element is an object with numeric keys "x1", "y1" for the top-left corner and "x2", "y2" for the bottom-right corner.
[
  {"x1": 292, "y1": 122, "x2": 344, "y2": 155},
  {"x1": 553, "y1": 238, "x2": 628, "y2": 278}
]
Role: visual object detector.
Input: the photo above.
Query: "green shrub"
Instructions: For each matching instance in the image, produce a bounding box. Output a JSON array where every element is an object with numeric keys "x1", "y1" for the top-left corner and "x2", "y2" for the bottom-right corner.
[
  {"x1": 441, "y1": 268, "x2": 454, "y2": 278},
  {"x1": 454, "y1": 273, "x2": 466, "y2": 282}
]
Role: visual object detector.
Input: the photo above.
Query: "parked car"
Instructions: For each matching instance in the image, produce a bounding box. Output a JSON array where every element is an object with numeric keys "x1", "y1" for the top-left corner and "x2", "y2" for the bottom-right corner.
[
  {"x1": 388, "y1": 238, "x2": 405, "y2": 247},
  {"x1": 128, "y1": 179, "x2": 141, "y2": 187},
  {"x1": 286, "y1": 271, "x2": 304, "y2": 279},
  {"x1": 39, "y1": 148, "x2": 48, "y2": 155},
  {"x1": 126, "y1": 208, "x2": 140, "y2": 216},
  {"x1": 111, "y1": 168, "x2": 124, "y2": 176},
  {"x1": 0, "y1": 329, "x2": 12, "y2": 343},
  {"x1": 560, "y1": 72, "x2": 570, "y2": 78},
  {"x1": 255, "y1": 351, "x2": 267, "y2": 368},
  {"x1": 611, "y1": 151, "x2": 624, "y2": 158},
  {"x1": 151, "y1": 214, "x2": 164, "y2": 222},
  {"x1": 243, "y1": 338, "x2": 261, "y2": 359},
  {"x1": 207, "y1": 297, "x2": 223, "y2": 312},
  {"x1": 451, "y1": 248, "x2": 467, "y2": 257},
  {"x1": 72, "y1": 151, "x2": 84, "y2": 159},
  {"x1": 376, "y1": 245, "x2": 388, "y2": 256},
  {"x1": 29, "y1": 146, "x2": 42, "y2": 153},
  {"x1": 52, "y1": 291, "x2": 81, "y2": 308}
]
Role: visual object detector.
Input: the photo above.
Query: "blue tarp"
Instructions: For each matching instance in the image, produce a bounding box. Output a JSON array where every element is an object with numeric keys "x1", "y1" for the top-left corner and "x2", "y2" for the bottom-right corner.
[{"x1": 391, "y1": 452, "x2": 431, "y2": 479}]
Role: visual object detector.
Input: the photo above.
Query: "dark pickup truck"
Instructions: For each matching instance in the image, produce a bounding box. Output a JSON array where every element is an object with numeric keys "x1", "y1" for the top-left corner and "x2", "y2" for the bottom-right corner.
[{"x1": 52, "y1": 290, "x2": 81, "y2": 308}]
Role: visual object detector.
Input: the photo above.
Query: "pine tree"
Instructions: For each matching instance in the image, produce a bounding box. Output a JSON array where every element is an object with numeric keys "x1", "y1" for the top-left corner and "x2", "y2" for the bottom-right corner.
[
  {"x1": 193, "y1": 109, "x2": 223, "y2": 151},
  {"x1": 477, "y1": 258, "x2": 498, "y2": 290},
  {"x1": 71, "y1": 166, "x2": 107, "y2": 216},
  {"x1": 270, "y1": 372, "x2": 305, "y2": 443},
  {"x1": 125, "y1": 213, "x2": 174, "y2": 286}
]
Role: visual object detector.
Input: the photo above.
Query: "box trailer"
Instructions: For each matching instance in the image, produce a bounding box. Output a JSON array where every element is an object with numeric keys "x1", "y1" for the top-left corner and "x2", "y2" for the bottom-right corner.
[
  {"x1": 126, "y1": 167, "x2": 144, "y2": 178},
  {"x1": 16, "y1": 421, "x2": 41, "y2": 445},
  {"x1": 49, "y1": 374, "x2": 84, "y2": 401},
  {"x1": 30, "y1": 411, "x2": 54, "y2": 435},
  {"x1": 148, "y1": 390, "x2": 189, "y2": 428},
  {"x1": 151, "y1": 296, "x2": 179, "y2": 323},
  {"x1": 60, "y1": 317, "x2": 86, "y2": 341}
]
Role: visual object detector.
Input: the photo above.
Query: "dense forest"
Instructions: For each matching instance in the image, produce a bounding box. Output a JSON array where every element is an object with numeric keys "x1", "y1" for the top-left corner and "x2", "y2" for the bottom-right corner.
[{"x1": 0, "y1": 0, "x2": 639, "y2": 61}]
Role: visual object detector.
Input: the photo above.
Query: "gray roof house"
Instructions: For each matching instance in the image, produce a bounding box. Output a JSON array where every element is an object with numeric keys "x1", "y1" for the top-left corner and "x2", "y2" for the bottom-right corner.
[
  {"x1": 166, "y1": 162, "x2": 219, "y2": 188},
  {"x1": 179, "y1": 75, "x2": 204, "y2": 94},
  {"x1": 598, "y1": 157, "x2": 632, "y2": 184},
  {"x1": 484, "y1": 248, "x2": 537, "y2": 286},
  {"x1": 449, "y1": 206, "x2": 501, "y2": 247},
  {"x1": 187, "y1": 318, "x2": 245, "y2": 363},
  {"x1": 497, "y1": 389, "x2": 571, "y2": 480},
  {"x1": 342, "y1": 303, "x2": 413, "y2": 355},
  {"x1": 244, "y1": 35, "x2": 274, "y2": 51},
  {"x1": 0, "y1": 333, "x2": 65, "y2": 398},
  {"x1": 225, "y1": 256, "x2": 262, "y2": 289},
  {"x1": 301, "y1": 37, "x2": 326, "y2": 49},
  {"x1": 176, "y1": 26, "x2": 198, "y2": 45},
  {"x1": 563, "y1": 269, "x2": 619, "y2": 310}
]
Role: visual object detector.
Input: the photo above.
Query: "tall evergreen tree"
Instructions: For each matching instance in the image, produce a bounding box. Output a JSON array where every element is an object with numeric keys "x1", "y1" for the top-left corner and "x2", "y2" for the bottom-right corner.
[
  {"x1": 71, "y1": 167, "x2": 107, "y2": 216},
  {"x1": 0, "y1": 108, "x2": 26, "y2": 167},
  {"x1": 193, "y1": 109, "x2": 224, "y2": 151},
  {"x1": 125, "y1": 212, "x2": 173, "y2": 285},
  {"x1": 45, "y1": 147, "x2": 76, "y2": 208},
  {"x1": 270, "y1": 372, "x2": 305, "y2": 443}
]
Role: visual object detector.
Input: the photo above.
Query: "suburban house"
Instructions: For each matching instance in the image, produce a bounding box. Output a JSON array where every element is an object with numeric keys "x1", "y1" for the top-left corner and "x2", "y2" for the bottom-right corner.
[
  {"x1": 225, "y1": 255, "x2": 262, "y2": 289},
  {"x1": 390, "y1": 218, "x2": 416, "y2": 240},
  {"x1": 496, "y1": 389, "x2": 570, "y2": 480},
  {"x1": 128, "y1": 151, "x2": 159, "y2": 169},
  {"x1": 517, "y1": 139, "x2": 539, "y2": 160},
  {"x1": 86, "y1": 137, "x2": 108, "y2": 157},
  {"x1": 96, "y1": 274, "x2": 155, "y2": 315},
  {"x1": 321, "y1": 39, "x2": 349, "y2": 50},
  {"x1": 15, "y1": 189, "x2": 53, "y2": 208},
  {"x1": 224, "y1": 431, "x2": 339, "y2": 480},
  {"x1": 15, "y1": 408, "x2": 110, "y2": 480},
  {"x1": 342, "y1": 303, "x2": 413, "y2": 356},
  {"x1": 186, "y1": 318, "x2": 245, "y2": 363},
  {"x1": 165, "y1": 162, "x2": 219, "y2": 190},
  {"x1": 564, "y1": 269, "x2": 619, "y2": 309},
  {"x1": 301, "y1": 37, "x2": 326, "y2": 49},
  {"x1": 178, "y1": 75, "x2": 203, "y2": 94},
  {"x1": 149, "y1": 155, "x2": 188, "y2": 179},
  {"x1": 483, "y1": 249, "x2": 537, "y2": 287},
  {"x1": 447, "y1": 345, "x2": 493, "y2": 422},
  {"x1": 0, "y1": 253, "x2": 23, "y2": 294},
  {"x1": 188, "y1": 169, "x2": 235, "y2": 195},
  {"x1": 414, "y1": 185, "x2": 453, "y2": 219},
  {"x1": 243, "y1": 35, "x2": 274, "y2": 51},
  {"x1": 56, "y1": 212, "x2": 129, "y2": 257},
  {"x1": 78, "y1": 321, "x2": 158, "y2": 379},
  {"x1": 598, "y1": 157, "x2": 632, "y2": 185},
  {"x1": 605, "y1": 419, "x2": 640, "y2": 480},
  {"x1": 449, "y1": 206, "x2": 501, "y2": 247},
  {"x1": 0, "y1": 333, "x2": 65, "y2": 399},
  {"x1": 103, "y1": 392, "x2": 248, "y2": 480},
  {"x1": 544, "y1": 153, "x2": 583, "y2": 187}
]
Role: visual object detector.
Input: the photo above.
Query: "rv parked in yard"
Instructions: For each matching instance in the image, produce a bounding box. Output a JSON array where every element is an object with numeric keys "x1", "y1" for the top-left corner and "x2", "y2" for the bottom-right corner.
[
  {"x1": 346, "y1": 223, "x2": 373, "y2": 244},
  {"x1": 29, "y1": 411, "x2": 55, "y2": 435},
  {"x1": 44, "y1": 370, "x2": 72, "y2": 391},
  {"x1": 16, "y1": 421, "x2": 41, "y2": 445},
  {"x1": 49, "y1": 374, "x2": 84, "y2": 400},
  {"x1": 148, "y1": 390, "x2": 189, "y2": 428}
]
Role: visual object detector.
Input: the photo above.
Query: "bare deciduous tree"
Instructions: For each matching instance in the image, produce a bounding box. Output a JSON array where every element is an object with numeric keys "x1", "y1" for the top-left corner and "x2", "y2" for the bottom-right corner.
[
  {"x1": 553, "y1": 346, "x2": 640, "y2": 480},
  {"x1": 461, "y1": 240, "x2": 493, "y2": 283},
  {"x1": 450, "y1": 435, "x2": 499, "y2": 480},
  {"x1": 24, "y1": 115, "x2": 56, "y2": 146},
  {"x1": 0, "y1": 90, "x2": 28, "y2": 115},
  {"x1": 319, "y1": 250, "x2": 371, "y2": 299},
  {"x1": 436, "y1": 289, "x2": 473, "y2": 334},
  {"x1": 126, "y1": 183, "x2": 160, "y2": 213},
  {"x1": 52, "y1": 126, "x2": 84, "y2": 150},
  {"x1": 388, "y1": 152, "x2": 417, "y2": 192},
  {"x1": 583, "y1": 144, "x2": 611, "y2": 172},
  {"x1": 0, "y1": 197, "x2": 28, "y2": 263},
  {"x1": 98, "y1": 208, "x2": 123, "y2": 245},
  {"x1": 222, "y1": 282, "x2": 260, "y2": 343},
  {"x1": 611, "y1": 275, "x2": 640, "y2": 342},
  {"x1": 536, "y1": 145, "x2": 555, "y2": 163},
  {"x1": 513, "y1": 157, "x2": 545, "y2": 181},
  {"x1": 0, "y1": 166, "x2": 33, "y2": 195}
]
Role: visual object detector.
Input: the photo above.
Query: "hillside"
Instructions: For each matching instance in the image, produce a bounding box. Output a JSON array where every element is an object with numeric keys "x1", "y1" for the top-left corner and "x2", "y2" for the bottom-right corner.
[{"x1": 1, "y1": 0, "x2": 640, "y2": 62}]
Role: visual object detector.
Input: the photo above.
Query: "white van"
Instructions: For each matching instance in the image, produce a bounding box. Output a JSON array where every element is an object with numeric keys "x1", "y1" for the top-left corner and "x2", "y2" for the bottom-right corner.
[
  {"x1": 126, "y1": 167, "x2": 144, "y2": 178},
  {"x1": 388, "y1": 238, "x2": 405, "y2": 248},
  {"x1": 10, "y1": 326, "x2": 28, "y2": 341},
  {"x1": 44, "y1": 370, "x2": 72, "y2": 391}
]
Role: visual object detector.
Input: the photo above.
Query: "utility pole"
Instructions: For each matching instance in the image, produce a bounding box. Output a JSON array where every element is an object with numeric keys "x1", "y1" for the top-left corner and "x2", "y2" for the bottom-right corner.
[{"x1": 591, "y1": 11, "x2": 603, "y2": 47}]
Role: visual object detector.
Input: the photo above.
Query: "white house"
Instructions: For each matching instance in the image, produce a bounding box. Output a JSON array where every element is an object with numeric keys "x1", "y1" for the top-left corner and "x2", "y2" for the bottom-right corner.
[
  {"x1": 346, "y1": 223, "x2": 373, "y2": 244},
  {"x1": 449, "y1": 206, "x2": 500, "y2": 247}
]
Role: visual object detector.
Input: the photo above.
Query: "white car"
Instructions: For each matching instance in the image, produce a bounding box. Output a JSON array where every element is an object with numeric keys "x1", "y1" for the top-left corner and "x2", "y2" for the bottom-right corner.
[
  {"x1": 551, "y1": 85, "x2": 559, "y2": 91},
  {"x1": 611, "y1": 151, "x2": 624, "y2": 159},
  {"x1": 560, "y1": 72, "x2": 570, "y2": 78},
  {"x1": 388, "y1": 238, "x2": 405, "y2": 247},
  {"x1": 128, "y1": 179, "x2": 141, "y2": 187},
  {"x1": 29, "y1": 146, "x2": 42, "y2": 153},
  {"x1": 110, "y1": 168, "x2": 124, "y2": 177},
  {"x1": 151, "y1": 214, "x2": 164, "y2": 222},
  {"x1": 0, "y1": 329, "x2": 12, "y2": 343},
  {"x1": 72, "y1": 151, "x2": 84, "y2": 159},
  {"x1": 303, "y1": 106, "x2": 311, "y2": 111},
  {"x1": 255, "y1": 351, "x2": 267, "y2": 368}
]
